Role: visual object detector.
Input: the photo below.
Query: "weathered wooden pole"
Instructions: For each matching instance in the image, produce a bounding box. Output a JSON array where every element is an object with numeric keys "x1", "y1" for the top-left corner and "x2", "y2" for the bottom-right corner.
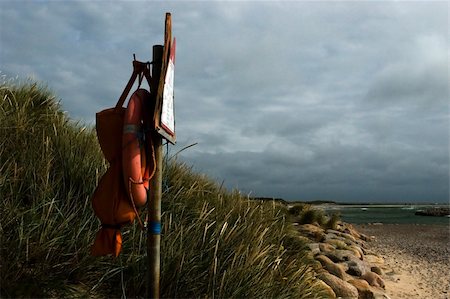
[{"x1": 147, "y1": 44, "x2": 163, "y2": 299}]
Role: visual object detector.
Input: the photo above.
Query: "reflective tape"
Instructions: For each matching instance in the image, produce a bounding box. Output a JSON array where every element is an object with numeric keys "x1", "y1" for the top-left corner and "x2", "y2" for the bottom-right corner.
[
  {"x1": 148, "y1": 221, "x2": 161, "y2": 235},
  {"x1": 123, "y1": 124, "x2": 139, "y2": 134}
]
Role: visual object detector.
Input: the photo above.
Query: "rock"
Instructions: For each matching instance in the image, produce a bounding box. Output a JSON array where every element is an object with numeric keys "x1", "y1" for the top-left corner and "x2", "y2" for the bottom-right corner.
[
  {"x1": 325, "y1": 233, "x2": 356, "y2": 247},
  {"x1": 297, "y1": 224, "x2": 325, "y2": 241},
  {"x1": 360, "y1": 233, "x2": 371, "y2": 242},
  {"x1": 373, "y1": 292, "x2": 392, "y2": 299},
  {"x1": 319, "y1": 242, "x2": 336, "y2": 253},
  {"x1": 357, "y1": 239, "x2": 369, "y2": 249},
  {"x1": 326, "y1": 239, "x2": 348, "y2": 250},
  {"x1": 346, "y1": 259, "x2": 371, "y2": 277},
  {"x1": 340, "y1": 232, "x2": 357, "y2": 243},
  {"x1": 364, "y1": 254, "x2": 384, "y2": 265},
  {"x1": 365, "y1": 254, "x2": 384, "y2": 265},
  {"x1": 338, "y1": 262, "x2": 349, "y2": 272},
  {"x1": 325, "y1": 229, "x2": 341, "y2": 235},
  {"x1": 317, "y1": 279, "x2": 337, "y2": 298},
  {"x1": 415, "y1": 207, "x2": 450, "y2": 217},
  {"x1": 325, "y1": 249, "x2": 358, "y2": 263},
  {"x1": 316, "y1": 255, "x2": 346, "y2": 279},
  {"x1": 307, "y1": 243, "x2": 321, "y2": 255},
  {"x1": 371, "y1": 266, "x2": 383, "y2": 276},
  {"x1": 362, "y1": 272, "x2": 385, "y2": 289},
  {"x1": 319, "y1": 272, "x2": 359, "y2": 299},
  {"x1": 326, "y1": 229, "x2": 357, "y2": 243},
  {"x1": 362, "y1": 248, "x2": 378, "y2": 256},
  {"x1": 343, "y1": 224, "x2": 362, "y2": 239},
  {"x1": 311, "y1": 259, "x2": 323, "y2": 272},
  {"x1": 324, "y1": 232, "x2": 339, "y2": 241},
  {"x1": 348, "y1": 279, "x2": 376, "y2": 299},
  {"x1": 348, "y1": 245, "x2": 364, "y2": 260}
]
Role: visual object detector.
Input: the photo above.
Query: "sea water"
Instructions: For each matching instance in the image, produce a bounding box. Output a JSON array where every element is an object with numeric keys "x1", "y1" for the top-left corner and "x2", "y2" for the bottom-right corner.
[{"x1": 323, "y1": 205, "x2": 450, "y2": 225}]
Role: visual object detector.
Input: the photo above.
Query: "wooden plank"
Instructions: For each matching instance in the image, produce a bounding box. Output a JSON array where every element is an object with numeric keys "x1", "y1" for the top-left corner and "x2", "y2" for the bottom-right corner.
[{"x1": 153, "y1": 13, "x2": 176, "y2": 144}]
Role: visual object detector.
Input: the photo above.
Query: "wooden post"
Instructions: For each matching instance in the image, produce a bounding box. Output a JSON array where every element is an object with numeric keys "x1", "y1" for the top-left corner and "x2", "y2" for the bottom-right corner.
[{"x1": 147, "y1": 45, "x2": 163, "y2": 299}]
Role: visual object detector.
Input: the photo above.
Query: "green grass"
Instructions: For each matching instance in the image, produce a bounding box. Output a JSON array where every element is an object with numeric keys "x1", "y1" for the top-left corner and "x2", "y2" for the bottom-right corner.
[
  {"x1": 288, "y1": 203, "x2": 329, "y2": 227},
  {"x1": 0, "y1": 78, "x2": 331, "y2": 298}
]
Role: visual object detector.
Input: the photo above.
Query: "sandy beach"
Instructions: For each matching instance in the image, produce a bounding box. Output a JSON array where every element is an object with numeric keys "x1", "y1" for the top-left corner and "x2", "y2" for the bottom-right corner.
[{"x1": 356, "y1": 224, "x2": 450, "y2": 299}]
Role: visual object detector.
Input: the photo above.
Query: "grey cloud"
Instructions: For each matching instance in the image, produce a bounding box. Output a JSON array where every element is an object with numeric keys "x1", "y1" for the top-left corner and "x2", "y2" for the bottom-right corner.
[
  {"x1": 1, "y1": 1, "x2": 448, "y2": 203},
  {"x1": 184, "y1": 138, "x2": 447, "y2": 202}
]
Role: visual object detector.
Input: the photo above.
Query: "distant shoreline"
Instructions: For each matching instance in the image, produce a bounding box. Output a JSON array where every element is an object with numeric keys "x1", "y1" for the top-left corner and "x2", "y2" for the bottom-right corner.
[
  {"x1": 249, "y1": 197, "x2": 449, "y2": 208},
  {"x1": 320, "y1": 204, "x2": 450, "y2": 225},
  {"x1": 319, "y1": 203, "x2": 450, "y2": 209}
]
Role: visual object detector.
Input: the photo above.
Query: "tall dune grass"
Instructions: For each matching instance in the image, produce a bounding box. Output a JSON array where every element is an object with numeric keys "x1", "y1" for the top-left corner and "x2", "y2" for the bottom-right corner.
[
  {"x1": 0, "y1": 78, "x2": 106, "y2": 297},
  {"x1": 0, "y1": 78, "x2": 329, "y2": 298}
]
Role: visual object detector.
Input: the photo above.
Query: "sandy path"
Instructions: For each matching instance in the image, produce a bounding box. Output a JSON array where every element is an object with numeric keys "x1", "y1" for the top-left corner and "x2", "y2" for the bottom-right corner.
[{"x1": 356, "y1": 224, "x2": 450, "y2": 299}]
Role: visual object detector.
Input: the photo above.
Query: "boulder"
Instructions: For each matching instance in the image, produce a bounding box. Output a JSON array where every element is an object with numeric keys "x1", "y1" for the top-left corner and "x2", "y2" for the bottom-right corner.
[
  {"x1": 330, "y1": 249, "x2": 359, "y2": 262},
  {"x1": 343, "y1": 224, "x2": 361, "y2": 239},
  {"x1": 362, "y1": 272, "x2": 385, "y2": 289},
  {"x1": 316, "y1": 279, "x2": 337, "y2": 298},
  {"x1": 357, "y1": 239, "x2": 369, "y2": 249},
  {"x1": 415, "y1": 207, "x2": 450, "y2": 217},
  {"x1": 362, "y1": 248, "x2": 378, "y2": 256},
  {"x1": 326, "y1": 239, "x2": 348, "y2": 250},
  {"x1": 315, "y1": 255, "x2": 346, "y2": 279},
  {"x1": 325, "y1": 234, "x2": 356, "y2": 247},
  {"x1": 348, "y1": 279, "x2": 375, "y2": 299},
  {"x1": 324, "y1": 232, "x2": 338, "y2": 241},
  {"x1": 360, "y1": 233, "x2": 371, "y2": 241},
  {"x1": 310, "y1": 259, "x2": 323, "y2": 273},
  {"x1": 319, "y1": 272, "x2": 359, "y2": 299},
  {"x1": 319, "y1": 242, "x2": 336, "y2": 253},
  {"x1": 307, "y1": 243, "x2": 321, "y2": 255},
  {"x1": 371, "y1": 266, "x2": 383, "y2": 276},
  {"x1": 340, "y1": 232, "x2": 357, "y2": 243},
  {"x1": 326, "y1": 229, "x2": 357, "y2": 243},
  {"x1": 373, "y1": 290, "x2": 392, "y2": 299},
  {"x1": 325, "y1": 229, "x2": 341, "y2": 235},
  {"x1": 348, "y1": 245, "x2": 364, "y2": 260},
  {"x1": 338, "y1": 262, "x2": 349, "y2": 272},
  {"x1": 346, "y1": 259, "x2": 371, "y2": 277},
  {"x1": 365, "y1": 254, "x2": 384, "y2": 265},
  {"x1": 297, "y1": 224, "x2": 325, "y2": 241},
  {"x1": 297, "y1": 224, "x2": 324, "y2": 234}
]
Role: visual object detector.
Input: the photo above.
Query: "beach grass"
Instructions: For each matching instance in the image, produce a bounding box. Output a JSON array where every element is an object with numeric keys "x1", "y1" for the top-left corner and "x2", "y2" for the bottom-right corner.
[{"x1": 0, "y1": 78, "x2": 330, "y2": 298}]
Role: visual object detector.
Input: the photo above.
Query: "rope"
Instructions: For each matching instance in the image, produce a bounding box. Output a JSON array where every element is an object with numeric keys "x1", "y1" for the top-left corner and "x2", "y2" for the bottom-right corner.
[
  {"x1": 128, "y1": 178, "x2": 145, "y2": 231},
  {"x1": 119, "y1": 256, "x2": 127, "y2": 299}
]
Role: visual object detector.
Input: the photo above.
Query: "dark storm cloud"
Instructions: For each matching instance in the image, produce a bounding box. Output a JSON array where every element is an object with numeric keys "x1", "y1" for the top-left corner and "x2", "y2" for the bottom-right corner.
[{"x1": 1, "y1": 1, "x2": 448, "y2": 203}]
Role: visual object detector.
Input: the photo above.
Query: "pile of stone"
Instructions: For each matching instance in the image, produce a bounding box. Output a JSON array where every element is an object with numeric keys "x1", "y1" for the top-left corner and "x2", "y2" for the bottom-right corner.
[
  {"x1": 415, "y1": 207, "x2": 450, "y2": 217},
  {"x1": 295, "y1": 222, "x2": 391, "y2": 299}
]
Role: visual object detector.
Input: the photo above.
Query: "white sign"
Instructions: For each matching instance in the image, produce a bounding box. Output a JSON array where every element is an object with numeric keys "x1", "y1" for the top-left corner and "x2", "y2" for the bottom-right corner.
[{"x1": 161, "y1": 38, "x2": 176, "y2": 136}]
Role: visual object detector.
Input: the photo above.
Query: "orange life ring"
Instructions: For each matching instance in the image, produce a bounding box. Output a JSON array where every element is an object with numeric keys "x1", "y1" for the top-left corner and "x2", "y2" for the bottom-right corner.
[{"x1": 122, "y1": 89, "x2": 154, "y2": 207}]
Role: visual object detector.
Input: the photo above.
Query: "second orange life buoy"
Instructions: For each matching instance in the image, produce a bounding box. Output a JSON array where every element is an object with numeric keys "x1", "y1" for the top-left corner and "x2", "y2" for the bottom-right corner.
[{"x1": 122, "y1": 89, "x2": 155, "y2": 207}]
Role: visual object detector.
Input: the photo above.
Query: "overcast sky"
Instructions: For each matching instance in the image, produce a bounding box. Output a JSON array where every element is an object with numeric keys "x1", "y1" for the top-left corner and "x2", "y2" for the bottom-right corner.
[{"x1": 1, "y1": 1, "x2": 448, "y2": 203}]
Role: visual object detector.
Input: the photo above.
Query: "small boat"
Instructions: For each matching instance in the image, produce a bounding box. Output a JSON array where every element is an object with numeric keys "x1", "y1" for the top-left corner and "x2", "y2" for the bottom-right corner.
[{"x1": 361, "y1": 208, "x2": 368, "y2": 211}]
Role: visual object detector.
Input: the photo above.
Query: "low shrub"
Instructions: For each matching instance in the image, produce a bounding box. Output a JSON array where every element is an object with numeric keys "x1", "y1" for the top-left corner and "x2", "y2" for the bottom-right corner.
[{"x1": 325, "y1": 212, "x2": 341, "y2": 230}]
